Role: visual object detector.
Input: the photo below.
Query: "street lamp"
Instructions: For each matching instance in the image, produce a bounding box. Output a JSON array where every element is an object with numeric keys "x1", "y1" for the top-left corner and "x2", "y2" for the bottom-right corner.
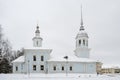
[
  {"x1": 28, "y1": 60, "x2": 30, "y2": 77},
  {"x1": 64, "y1": 56, "x2": 68, "y2": 76},
  {"x1": 46, "y1": 61, "x2": 48, "y2": 74}
]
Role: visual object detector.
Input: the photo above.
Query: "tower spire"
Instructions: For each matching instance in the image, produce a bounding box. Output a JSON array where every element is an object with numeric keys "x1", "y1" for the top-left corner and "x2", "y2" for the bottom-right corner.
[
  {"x1": 37, "y1": 20, "x2": 39, "y2": 27},
  {"x1": 80, "y1": 5, "x2": 85, "y2": 31}
]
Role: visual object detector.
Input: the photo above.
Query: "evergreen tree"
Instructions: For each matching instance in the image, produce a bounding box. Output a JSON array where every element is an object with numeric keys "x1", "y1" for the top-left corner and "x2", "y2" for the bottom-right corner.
[{"x1": 0, "y1": 57, "x2": 12, "y2": 73}]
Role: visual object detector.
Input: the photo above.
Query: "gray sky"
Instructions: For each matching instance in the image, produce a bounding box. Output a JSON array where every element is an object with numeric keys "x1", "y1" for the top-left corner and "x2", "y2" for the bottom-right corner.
[{"x1": 0, "y1": 0, "x2": 120, "y2": 65}]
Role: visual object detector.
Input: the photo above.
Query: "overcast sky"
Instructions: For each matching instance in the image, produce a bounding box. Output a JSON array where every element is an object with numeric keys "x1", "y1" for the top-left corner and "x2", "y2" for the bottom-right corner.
[{"x1": 0, "y1": 0, "x2": 120, "y2": 65}]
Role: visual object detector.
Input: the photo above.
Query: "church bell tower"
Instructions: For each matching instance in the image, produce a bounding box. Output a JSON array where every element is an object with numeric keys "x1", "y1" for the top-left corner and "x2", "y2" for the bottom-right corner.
[
  {"x1": 32, "y1": 24, "x2": 43, "y2": 47},
  {"x1": 74, "y1": 6, "x2": 90, "y2": 58}
]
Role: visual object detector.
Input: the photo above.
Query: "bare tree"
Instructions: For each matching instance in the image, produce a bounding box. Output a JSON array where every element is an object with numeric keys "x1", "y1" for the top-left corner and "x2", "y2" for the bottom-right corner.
[{"x1": 0, "y1": 25, "x2": 12, "y2": 62}]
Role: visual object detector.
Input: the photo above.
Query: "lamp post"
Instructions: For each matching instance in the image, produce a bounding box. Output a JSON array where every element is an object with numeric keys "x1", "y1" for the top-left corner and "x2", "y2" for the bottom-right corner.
[
  {"x1": 28, "y1": 60, "x2": 30, "y2": 77},
  {"x1": 64, "y1": 56, "x2": 68, "y2": 77},
  {"x1": 46, "y1": 61, "x2": 48, "y2": 74}
]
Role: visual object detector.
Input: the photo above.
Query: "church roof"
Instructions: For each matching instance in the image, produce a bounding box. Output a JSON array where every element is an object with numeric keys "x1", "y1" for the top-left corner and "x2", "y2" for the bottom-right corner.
[
  {"x1": 24, "y1": 47, "x2": 52, "y2": 51},
  {"x1": 12, "y1": 54, "x2": 96, "y2": 63},
  {"x1": 12, "y1": 56, "x2": 24, "y2": 63},
  {"x1": 48, "y1": 55, "x2": 97, "y2": 62},
  {"x1": 76, "y1": 30, "x2": 88, "y2": 38},
  {"x1": 32, "y1": 36, "x2": 43, "y2": 40}
]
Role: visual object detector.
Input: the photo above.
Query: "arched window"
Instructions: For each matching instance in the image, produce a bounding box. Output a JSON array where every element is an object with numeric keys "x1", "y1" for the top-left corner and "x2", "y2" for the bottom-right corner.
[
  {"x1": 79, "y1": 40, "x2": 81, "y2": 45},
  {"x1": 33, "y1": 55, "x2": 36, "y2": 61},
  {"x1": 83, "y1": 40, "x2": 85, "y2": 45},
  {"x1": 41, "y1": 56, "x2": 44, "y2": 61}
]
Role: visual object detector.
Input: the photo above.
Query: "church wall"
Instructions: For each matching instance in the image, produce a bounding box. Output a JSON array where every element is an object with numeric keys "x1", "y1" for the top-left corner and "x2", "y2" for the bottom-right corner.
[
  {"x1": 47, "y1": 61, "x2": 96, "y2": 74},
  {"x1": 33, "y1": 38, "x2": 42, "y2": 47},
  {"x1": 74, "y1": 48, "x2": 90, "y2": 58},
  {"x1": 48, "y1": 61, "x2": 68, "y2": 73},
  {"x1": 87, "y1": 63, "x2": 96, "y2": 73},
  {"x1": 24, "y1": 49, "x2": 51, "y2": 73},
  {"x1": 13, "y1": 62, "x2": 25, "y2": 73}
]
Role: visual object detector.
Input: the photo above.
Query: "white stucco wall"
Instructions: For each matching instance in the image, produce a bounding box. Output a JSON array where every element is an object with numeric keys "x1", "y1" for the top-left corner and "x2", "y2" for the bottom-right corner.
[
  {"x1": 12, "y1": 62, "x2": 25, "y2": 73},
  {"x1": 12, "y1": 48, "x2": 96, "y2": 74},
  {"x1": 24, "y1": 49, "x2": 52, "y2": 73},
  {"x1": 74, "y1": 48, "x2": 90, "y2": 58},
  {"x1": 47, "y1": 61, "x2": 96, "y2": 74}
]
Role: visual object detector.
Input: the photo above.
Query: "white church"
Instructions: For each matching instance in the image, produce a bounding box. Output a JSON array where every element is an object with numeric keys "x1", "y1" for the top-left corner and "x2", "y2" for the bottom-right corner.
[{"x1": 12, "y1": 10, "x2": 98, "y2": 74}]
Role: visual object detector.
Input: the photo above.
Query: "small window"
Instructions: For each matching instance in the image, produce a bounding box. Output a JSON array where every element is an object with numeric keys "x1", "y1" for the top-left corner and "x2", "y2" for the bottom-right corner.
[
  {"x1": 83, "y1": 40, "x2": 85, "y2": 45},
  {"x1": 33, "y1": 65, "x2": 36, "y2": 71},
  {"x1": 33, "y1": 55, "x2": 36, "y2": 61},
  {"x1": 70, "y1": 66, "x2": 72, "y2": 71},
  {"x1": 16, "y1": 66, "x2": 18, "y2": 71},
  {"x1": 62, "y1": 66, "x2": 64, "y2": 71},
  {"x1": 40, "y1": 65, "x2": 44, "y2": 70},
  {"x1": 36, "y1": 41, "x2": 38, "y2": 46},
  {"x1": 53, "y1": 66, "x2": 56, "y2": 71},
  {"x1": 79, "y1": 40, "x2": 81, "y2": 45},
  {"x1": 41, "y1": 56, "x2": 44, "y2": 61}
]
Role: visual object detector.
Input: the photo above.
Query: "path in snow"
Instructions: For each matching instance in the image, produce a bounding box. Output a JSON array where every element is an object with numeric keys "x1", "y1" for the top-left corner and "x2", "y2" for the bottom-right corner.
[{"x1": 0, "y1": 74, "x2": 120, "y2": 80}]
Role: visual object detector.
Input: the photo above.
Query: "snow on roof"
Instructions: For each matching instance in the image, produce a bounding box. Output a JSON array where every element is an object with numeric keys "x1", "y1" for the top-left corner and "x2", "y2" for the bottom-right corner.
[
  {"x1": 24, "y1": 46, "x2": 52, "y2": 50},
  {"x1": 102, "y1": 64, "x2": 120, "y2": 68},
  {"x1": 12, "y1": 56, "x2": 25, "y2": 63},
  {"x1": 24, "y1": 47, "x2": 49, "y2": 49},
  {"x1": 48, "y1": 55, "x2": 97, "y2": 62},
  {"x1": 23, "y1": 44, "x2": 52, "y2": 49}
]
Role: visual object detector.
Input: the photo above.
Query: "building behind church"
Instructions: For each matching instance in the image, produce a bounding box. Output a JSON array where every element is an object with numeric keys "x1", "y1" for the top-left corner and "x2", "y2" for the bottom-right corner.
[{"x1": 12, "y1": 9, "x2": 99, "y2": 74}]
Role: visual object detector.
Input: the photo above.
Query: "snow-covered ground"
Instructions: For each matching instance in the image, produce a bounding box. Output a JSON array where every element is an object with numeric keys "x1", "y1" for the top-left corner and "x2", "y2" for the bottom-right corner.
[{"x1": 0, "y1": 73, "x2": 120, "y2": 80}]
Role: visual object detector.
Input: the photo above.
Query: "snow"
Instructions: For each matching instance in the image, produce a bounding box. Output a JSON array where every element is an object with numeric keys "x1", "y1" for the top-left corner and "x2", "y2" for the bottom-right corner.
[
  {"x1": 12, "y1": 56, "x2": 24, "y2": 63},
  {"x1": 0, "y1": 73, "x2": 120, "y2": 80},
  {"x1": 24, "y1": 45, "x2": 52, "y2": 50},
  {"x1": 48, "y1": 55, "x2": 97, "y2": 62},
  {"x1": 102, "y1": 64, "x2": 120, "y2": 68}
]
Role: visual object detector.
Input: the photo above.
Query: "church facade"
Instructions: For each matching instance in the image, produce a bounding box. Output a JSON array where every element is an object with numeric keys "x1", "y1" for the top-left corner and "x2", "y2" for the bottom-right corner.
[{"x1": 12, "y1": 11, "x2": 97, "y2": 74}]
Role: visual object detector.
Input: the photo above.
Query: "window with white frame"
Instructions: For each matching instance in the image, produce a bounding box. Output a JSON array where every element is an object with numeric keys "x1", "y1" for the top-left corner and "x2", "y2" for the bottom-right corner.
[
  {"x1": 16, "y1": 66, "x2": 18, "y2": 71},
  {"x1": 33, "y1": 55, "x2": 36, "y2": 61},
  {"x1": 53, "y1": 66, "x2": 56, "y2": 71},
  {"x1": 40, "y1": 65, "x2": 44, "y2": 70},
  {"x1": 79, "y1": 40, "x2": 81, "y2": 45},
  {"x1": 41, "y1": 56, "x2": 44, "y2": 61},
  {"x1": 70, "y1": 66, "x2": 72, "y2": 71},
  {"x1": 62, "y1": 66, "x2": 64, "y2": 71},
  {"x1": 33, "y1": 65, "x2": 36, "y2": 71}
]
